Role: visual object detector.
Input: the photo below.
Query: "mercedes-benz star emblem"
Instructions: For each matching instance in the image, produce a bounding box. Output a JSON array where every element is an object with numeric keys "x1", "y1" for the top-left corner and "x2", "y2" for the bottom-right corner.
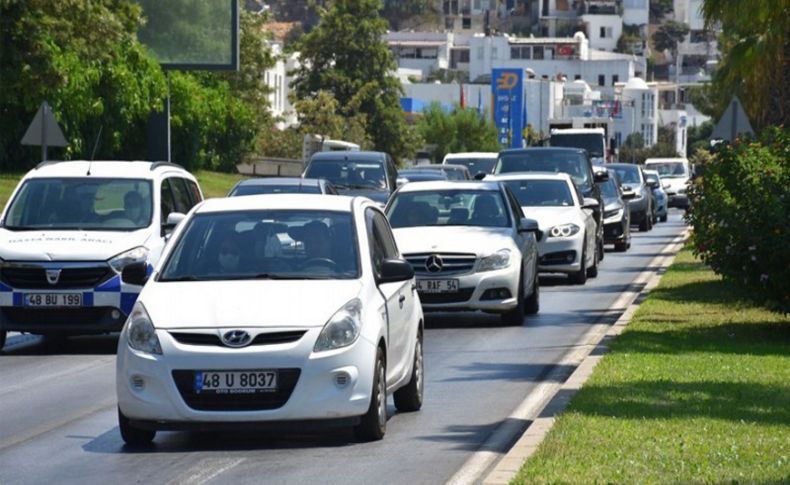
[
  {"x1": 425, "y1": 254, "x2": 443, "y2": 273},
  {"x1": 221, "y1": 330, "x2": 252, "y2": 348},
  {"x1": 45, "y1": 269, "x2": 62, "y2": 285}
]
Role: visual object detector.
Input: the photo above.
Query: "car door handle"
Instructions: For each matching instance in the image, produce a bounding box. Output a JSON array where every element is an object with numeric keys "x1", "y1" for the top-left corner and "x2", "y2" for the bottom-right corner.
[
  {"x1": 411, "y1": 283, "x2": 417, "y2": 292},
  {"x1": 399, "y1": 294, "x2": 406, "y2": 303}
]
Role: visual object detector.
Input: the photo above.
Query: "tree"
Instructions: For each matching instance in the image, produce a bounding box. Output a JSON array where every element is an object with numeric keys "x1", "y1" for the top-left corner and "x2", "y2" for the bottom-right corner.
[
  {"x1": 652, "y1": 21, "x2": 690, "y2": 54},
  {"x1": 416, "y1": 104, "x2": 500, "y2": 163},
  {"x1": 649, "y1": 0, "x2": 673, "y2": 22},
  {"x1": 293, "y1": 90, "x2": 372, "y2": 149},
  {"x1": 291, "y1": 0, "x2": 416, "y2": 161},
  {"x1": 701, "y1": 0, "x2": 790, "y2": 129}
]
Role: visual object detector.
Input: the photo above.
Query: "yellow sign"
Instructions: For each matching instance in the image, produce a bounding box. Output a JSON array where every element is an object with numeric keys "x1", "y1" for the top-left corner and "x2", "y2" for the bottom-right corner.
[{"x1": 496, "y1": 72, "x2": 519, "y2": 90}]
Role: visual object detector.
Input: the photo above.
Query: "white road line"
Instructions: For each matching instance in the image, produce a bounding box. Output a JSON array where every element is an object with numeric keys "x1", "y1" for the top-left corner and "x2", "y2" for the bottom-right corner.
[
  {"x1": 446, "y1": 229, "x2": 690, "y2": 485},
  {"x1": 169, "y1": 457, "x2": 246, "y2": 485}
]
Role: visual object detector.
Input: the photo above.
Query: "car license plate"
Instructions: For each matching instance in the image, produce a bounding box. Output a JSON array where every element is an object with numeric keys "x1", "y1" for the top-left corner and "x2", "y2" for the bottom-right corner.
[
  {"x1": 417, "y1": 279, "x2": 459, "y2": 294},
  {"x1": 23, "y1": 293, "x2": 82, "y2": 307},
  {"x1": 194, "y1": 370, "x2": 278, "y2": 394}
]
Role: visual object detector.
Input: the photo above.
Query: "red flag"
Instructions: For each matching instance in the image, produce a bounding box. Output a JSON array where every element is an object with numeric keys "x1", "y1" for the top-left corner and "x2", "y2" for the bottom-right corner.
[{"x1": 459, "y1": 84, "x2": 466, "y2": 109}]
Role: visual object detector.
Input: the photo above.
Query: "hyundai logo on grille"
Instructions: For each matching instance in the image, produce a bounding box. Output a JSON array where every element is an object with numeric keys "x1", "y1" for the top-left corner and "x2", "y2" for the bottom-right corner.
[
  {"x1": 45, "y1": 269, "x2": 62, "y2": 285},
  {"x1": 221, "y1": 330, "x2": 252, "y2": 348},
  {"x1": 425, "y1": 254, "x2": 443, "y2": 273}
]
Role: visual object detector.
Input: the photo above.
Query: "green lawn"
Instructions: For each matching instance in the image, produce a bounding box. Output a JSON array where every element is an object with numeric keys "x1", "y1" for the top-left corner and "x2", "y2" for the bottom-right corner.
[
  {"x1": 514, "y1": 250, "x2": 790, "y2": 484},
  {"x1": 0, "y1": 173, "x2": 22, "y2": 209}
]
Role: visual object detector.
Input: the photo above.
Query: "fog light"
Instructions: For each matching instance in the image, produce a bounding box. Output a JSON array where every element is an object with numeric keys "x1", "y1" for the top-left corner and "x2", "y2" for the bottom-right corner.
[
  {"x1": 130, "y1": 375, "x2": 145, "y2": 391},
  {"x1": 566, "y1": 254, "x2": 574, "y2": 263},
  {"x1": 111, "y1": 310, "x2": 121, "y2": 320},
  {"x1": 334, "y1": 371, "x2": 350, "y2": 388}
]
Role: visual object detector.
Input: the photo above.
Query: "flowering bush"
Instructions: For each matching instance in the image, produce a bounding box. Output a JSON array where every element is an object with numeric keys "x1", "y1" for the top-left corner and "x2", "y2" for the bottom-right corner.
[{"x1": 686, "y1": 127, "x2": 790, "y2": 311}]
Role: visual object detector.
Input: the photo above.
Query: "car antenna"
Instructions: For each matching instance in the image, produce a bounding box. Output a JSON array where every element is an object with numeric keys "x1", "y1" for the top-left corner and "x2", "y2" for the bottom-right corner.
[{"x1": 87, "y1": 125, "x2": 103, "y2": 175}]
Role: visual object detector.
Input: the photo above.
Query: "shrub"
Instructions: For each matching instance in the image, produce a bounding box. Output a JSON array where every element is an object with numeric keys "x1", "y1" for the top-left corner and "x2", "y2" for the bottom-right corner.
[{"x1": 686, "y1": 127, "x2": 790, "y2": 311}]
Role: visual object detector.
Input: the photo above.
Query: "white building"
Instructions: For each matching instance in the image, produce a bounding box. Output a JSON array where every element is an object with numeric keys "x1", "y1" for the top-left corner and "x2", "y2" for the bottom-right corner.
[
  {"x1": 622, "y1": 0, "x2": 648, "y2": 27},
  {"x1": 386, "y1": 32, "x2": 452, "y2": 78},
  {"x1": 659, "y1": 108, "x2": 688, "y2": 156},
  {"x1": 264, "y1": 42, "x2": 298, "y2": 129},
  {"x1": 672, "y1": 0, "x2": 718, "y2": 83},
  {"x1": 439, "y1": 0, "x2": 504, "y2": 32},
  {"x1": 614, "y1": 77, "x2": 658, "y2": 148},
  {"x1": 580, "y1": 13, "x2": 622, "y2": 52}
]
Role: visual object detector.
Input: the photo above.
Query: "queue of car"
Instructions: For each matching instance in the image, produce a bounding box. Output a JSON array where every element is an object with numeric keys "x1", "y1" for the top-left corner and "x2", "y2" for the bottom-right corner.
[{"x1": 0, "y1": 147, "x2": 679, "y2": 445}]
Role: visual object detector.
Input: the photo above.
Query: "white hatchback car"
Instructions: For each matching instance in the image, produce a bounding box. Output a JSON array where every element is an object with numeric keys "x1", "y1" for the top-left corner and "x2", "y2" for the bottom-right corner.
[
  {"x1": 116, "y1": 195, "x2": 422, "y2": 444},
  {"x1": 386, "y1": 181, "x2": 540, "y2": 325},
  {"x1": 488, "y1": 173, "x2": 599, "y2": 284}
]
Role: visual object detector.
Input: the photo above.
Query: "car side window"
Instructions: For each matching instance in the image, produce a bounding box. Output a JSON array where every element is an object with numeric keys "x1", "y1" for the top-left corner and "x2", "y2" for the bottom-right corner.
[
  {"x1": 160, "y1": 179, "x2": 176, "y2": 223},
  {"x1": 186, "y1": 180, "x2": 202, "y2": 205},
  {"x1": 365, "y1": 208, "x2": 387, "y2": 278},
  {"x1": 373, "y1": 212, "x2": 400, "y2": 258},
  {"x1": 169, "y1": 178, "x2": 193, "y2": 214},
  {"x1": 504, "y1": 187, "x2": 524, "y2": 220}
]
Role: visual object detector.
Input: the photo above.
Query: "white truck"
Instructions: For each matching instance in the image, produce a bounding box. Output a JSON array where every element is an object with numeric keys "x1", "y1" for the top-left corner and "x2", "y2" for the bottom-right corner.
[{"x1": 549, "y1": 128, "x2": 610, "y2": 165}]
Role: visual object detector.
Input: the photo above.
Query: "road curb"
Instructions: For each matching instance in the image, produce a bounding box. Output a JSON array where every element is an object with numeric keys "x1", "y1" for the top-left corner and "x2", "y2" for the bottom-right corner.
[
  {"x1": 481, "y1": 229, "x2": 690, "y2": 485},
  {"x1": 446, "y1": 229, "x2": 690, "y2": 485}
]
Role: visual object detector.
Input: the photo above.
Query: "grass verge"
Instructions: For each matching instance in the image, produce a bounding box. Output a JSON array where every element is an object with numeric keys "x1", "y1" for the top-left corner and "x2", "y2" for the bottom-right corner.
[
  {"x1": 0, "y1": 173, "x2": 22, "y2": 209},
  {"x1": 513, "y1": 249, "x2": 790, "y2": 484}
]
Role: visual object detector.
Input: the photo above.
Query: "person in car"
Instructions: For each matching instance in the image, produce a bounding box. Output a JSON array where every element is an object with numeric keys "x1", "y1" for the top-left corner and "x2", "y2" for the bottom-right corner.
[
  {"x1": 470, "y1": 194, "x2": 505, "y2": 226},
  {"x1": 252, "y1": 223, "x2": 282, "y2": 259},
  {"x1": 301, "y1": 221, "x2": 333, "y2": 261},
  {"x1": 123, "y1": 191, "x2": 146, "y2": 225},
  {"x1": 216, "y1": 235, "x2": 242, "y2": 273}
]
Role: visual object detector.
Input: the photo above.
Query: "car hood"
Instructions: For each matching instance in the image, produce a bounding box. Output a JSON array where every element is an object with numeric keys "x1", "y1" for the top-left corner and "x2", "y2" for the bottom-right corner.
[
  {"x1": 0, "y1": 229, "x2": 152, "y2": 261},
  {"x1": 143, "y1": 279, "x2": 363, "y2": 330},
  {"x1": 520, "y1": 207, "x2": 583, "y2": 230},
  {"x1": 336, "y1": 188, "x2": 389, "y2": 204},
  {"x1": 604, "y1": 201, "x2": 623, "y2": 212},
  {"x1": 393, "y1": 226, "x2": 515, "y2": 256}
]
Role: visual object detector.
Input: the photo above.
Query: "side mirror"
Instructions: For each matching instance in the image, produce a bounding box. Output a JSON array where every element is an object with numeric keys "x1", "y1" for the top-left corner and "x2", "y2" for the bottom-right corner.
[
  {"x1": 582, "y1": 197, "x2": 599, "y2": 209},
  {"x1": 593, "y1": 170, "x2": 609, "y2": 182},
  {"x1": 518, "y1": 217, "x2": 540, "y2": 233},
  {"x1": 378, "y1": 258, "x2": 414, "y2": 284},
  {"x1": 121, "y1": 262, "x2": 149, "y2": 286},
  {"x1": 621, "y1": 190, "x2": 636, "y2": 200},
  {"x1": 396, "y1": 177, "x2": 408, "y2": 187},
  {"x1": 647, "y1": 180, "x2": 659, "y2": 189},
  {"x1": 162, "y1": 212, "x2": 186, "y2": 234},
  {"x1": 474, "y1": 172, "x2": 487, "y2": 180}
]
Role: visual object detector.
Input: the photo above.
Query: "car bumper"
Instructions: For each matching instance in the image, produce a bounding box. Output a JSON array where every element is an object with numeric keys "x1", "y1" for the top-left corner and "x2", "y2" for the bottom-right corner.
[
  {"x1": 117, "y1": 327, "x2": 376, "y2": 425},
  {"x1": 415, "y1": 265, "x2": 520, "y2": 313},
  {"x1": 603, "y1": 218, "x2": 628, "y2": 243},
  {"x1": 537, "y1": 232, "x2": 584, "y2": 273}
]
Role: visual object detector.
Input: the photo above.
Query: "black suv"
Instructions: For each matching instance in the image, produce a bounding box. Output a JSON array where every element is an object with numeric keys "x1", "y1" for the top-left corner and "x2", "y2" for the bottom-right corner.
[
  {"x1": 303, "y1": 151, "x2": 398, "y2": 206},
  {"x1": 493, "y1": 147, "x2": 609, "y2": 260}
]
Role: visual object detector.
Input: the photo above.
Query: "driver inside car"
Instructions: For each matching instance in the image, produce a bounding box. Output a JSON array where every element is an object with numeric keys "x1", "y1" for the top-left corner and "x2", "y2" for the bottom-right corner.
[
  {"x1": 123, "y1": 191, "x2": 146, "y2": 225},
  {"x1": 300, "y1": 221, "x2": 334, "y2": 269}
]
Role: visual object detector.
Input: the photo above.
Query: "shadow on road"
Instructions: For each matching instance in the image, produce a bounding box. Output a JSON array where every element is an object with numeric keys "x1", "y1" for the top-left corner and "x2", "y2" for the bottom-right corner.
[
  {"x1": 417, "y1": 417, "x2": 532, "y2": 452},
  {"x1": 1, "y1": 334, "x2": 118, "y2": 356},
  {"x1": 442, "y1": 361, "x2": 577, "y2": 383}
]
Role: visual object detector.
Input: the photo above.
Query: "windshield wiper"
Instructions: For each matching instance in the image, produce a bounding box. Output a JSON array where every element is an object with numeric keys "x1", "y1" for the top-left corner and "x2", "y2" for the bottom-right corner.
[
  {"x1": 345, "y1": 183, "x2": 383, "y2": 190},
  {"x1": 160, "y1": 275, "x2": 201, "y2": 282}
]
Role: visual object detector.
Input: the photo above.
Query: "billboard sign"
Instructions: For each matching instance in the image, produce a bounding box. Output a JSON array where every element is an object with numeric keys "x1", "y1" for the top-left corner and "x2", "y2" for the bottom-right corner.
[{"x1": 491, "y1": 68, "x2": 524, "y2": 149}]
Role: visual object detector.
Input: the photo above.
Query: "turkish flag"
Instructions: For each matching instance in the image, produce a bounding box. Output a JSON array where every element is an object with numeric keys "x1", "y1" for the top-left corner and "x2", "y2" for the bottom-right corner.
[{"x1": 460, "y1": 84, "x2": 466, "y2": 109}]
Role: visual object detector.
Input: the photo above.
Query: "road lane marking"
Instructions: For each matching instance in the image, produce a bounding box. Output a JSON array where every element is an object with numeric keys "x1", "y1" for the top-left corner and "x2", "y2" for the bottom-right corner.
[
  {"x1": 447, "y1": 228, "x2": 690, "y2": 485},
  {"x1": 169, "y1": 457, "x2": 246, "y2": 485}
]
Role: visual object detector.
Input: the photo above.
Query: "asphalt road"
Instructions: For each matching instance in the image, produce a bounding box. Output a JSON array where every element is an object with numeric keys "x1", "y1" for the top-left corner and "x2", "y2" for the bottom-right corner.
[{"x1": 0, "y1": 211, "x2": 687, "y2": 485}]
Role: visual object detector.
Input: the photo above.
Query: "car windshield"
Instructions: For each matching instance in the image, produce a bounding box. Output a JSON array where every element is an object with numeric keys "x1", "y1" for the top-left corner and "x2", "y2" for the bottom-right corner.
[
  {"x1": 305, "y1": 159, "x2": 385, "y2": 190},
  {"x1": 503, "y1": 179, "x2": 575, "y2": 207},
  {"x1": 413, "y1": 166, "x2": 466, "y2": 180},
  {"x1": 610, "y1": 165, "x2": 641, "y2": 184},
  {"x1": 399, "y1": 171, "x2": 447, "y2": 182},
  {"x1": 160, "y1": 210, "x2": 359, "y2": 281},
  {"x1": 388, "y1": 190, "x2": 510, "y2": 228},
  {"x1": 3, "y1": 177, "x2": 153, "y2": 231},
  {"x1": 446, "y1": 158, "x2": 496, "y2": 175},
  {"x1": 550, "y1": 133, "x2": 604, "y2": 158},
  {"x1": 647, "y1": 162, "x2": 687, "y2": 178},
  {"x1": 599, "y1": 178, "x2": 619, "y2": 198},
  {"x1": 495, "y1": 151, "x2": 591, "y2": 188},
  {"x1": 230, "y1": 184, "x2": 321, "y2": 196}
]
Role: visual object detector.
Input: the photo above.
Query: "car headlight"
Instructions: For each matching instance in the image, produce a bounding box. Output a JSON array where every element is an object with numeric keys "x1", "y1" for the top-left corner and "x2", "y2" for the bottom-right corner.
[
  {"x1": 314, "y1": 299, "x2": 362, "y2": 352},
  {"x1": 548, "y1": 223, "x2": 580, "y2": 238},
  {"x1": 125, "y1": 302, "x2": 162, "y2": 355},
  {"x1": 477, "y1": 249, "x2": 511, "y2": 272},
  {"x1": 109, "y1": 246, "x2": 149, "y2": 273},
  {"x1": 604, "y1": 208, "x2": 624, "y2": 222}
]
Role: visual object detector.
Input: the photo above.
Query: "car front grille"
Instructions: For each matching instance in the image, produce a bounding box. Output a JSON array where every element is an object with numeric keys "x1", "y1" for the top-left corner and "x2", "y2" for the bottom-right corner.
[
  {"x1": 418, "y1": 288, "x2": 475, "y2": 304},
  {"x1": 0, "y1": 263, "x2": 112, "y2": 289},
  {"x1": 172, "y1": 369, "x2": 301, "y2": 411},
  {"x1": 404, "y1": 253, "x2": 477, "y2": 276},
  {"x1": 169, "y1": 330, "x2": 307, "y2": 347}
]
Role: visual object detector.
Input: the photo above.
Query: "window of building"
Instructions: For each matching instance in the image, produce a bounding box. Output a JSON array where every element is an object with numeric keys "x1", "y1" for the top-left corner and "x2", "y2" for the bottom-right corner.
[
  {"x1": 401, "y1": 47, "x2": 416, "y2": 59},
  {"x1": 477, "y1": 46, "x2": 484, "y2": 60},
  {"x1": 445, "y1": 17, "x2": 455, "y2": 30},
  {"x1": 545, "y1": 47, "x2": 554, "y2": 60},
  {"x1": 473, "y1": 0, "x2": 481, "y2": 10},
  {"x1": 642, "y1": 124, "x2": 654, "y2": 146},
  {"x1": 533, "y1": 46, "x2": 544, "y2": 59},
  {"x1": 612, "y1": 74, "x2": 619, "y2": 85},
  {"x1": 459, "y1": 49, "x2": 470, "y2": 62},
  {"x1": 462, "y1": 16, "x2": 471, "y2": 29},
  {"x1": 511, "y1": 46, "x2": 521, "y2": 59},
  {"x1": 574, "y1": 74, "x2": 582, "y2": 80},
  {"x1": 598, "y1": 74, "x2": 605, "y2": 86},
  {"x1": 418, "y1": 48, "x2": 438, "y2": 59},
  {"x1": 600, "y1": 26, "x2": 613, "y2": 38},
  {"x1": 491, "y1": 47, "x2": 498, "y2": 59}
]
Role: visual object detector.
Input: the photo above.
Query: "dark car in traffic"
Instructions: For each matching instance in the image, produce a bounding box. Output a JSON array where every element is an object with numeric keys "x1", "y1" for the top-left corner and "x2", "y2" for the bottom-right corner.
[
  {"x1": 493, "y1": 147, "x2": 609, "y2": 261},
  {"x1": 303, "y1": 151, "x2": 398, "y2": 205},
  {"x1": 606, "y1": 163, "x2": 654, "y2": 232},
  {"x1": 228, "y1": 177, "x2": 338, "y2": 197},
  {"x1": 407, "y1": 164, "x2": 471, "y2": 180},
  {"x1": 397, "y1": 169, "x2": 449, "y2": 185},
  {"x1": 598, "y1": 171, "x2": 632, "y2": 251}
]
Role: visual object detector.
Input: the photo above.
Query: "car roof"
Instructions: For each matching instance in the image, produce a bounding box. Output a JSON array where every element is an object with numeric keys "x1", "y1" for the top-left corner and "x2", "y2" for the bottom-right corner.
[
  {"x1": 235, "y1": 177, "x2": 321, "y2": 187},
  {"x1": 27, "y1": 160, "x2": 189, "y2": 179},
  {"x1": 488, "y1": 172, "x2": 573, "y2": 183},
  {"x1": 310, "y1": 151, "x2": 386, "y2": 161},
  {"x1": 195, "y1": 194, "x2": 363, "y2": 214},
  {"x1": 498, "y1": 147, "x2": 586, "y2": 155},
  {"x1": 395, "y1": 180, "x2": 501, "y2": 193},
  {"x1": 443, "y1": 152, "x2": 497, "y2": 159},
  {"x1": 411, "y1": 164, "x2": 466, "y2": 171},
  {"x1": 644, "y1": 158, "x2": 688, "y2": 164},
  {"x1": 550, "y1": 128, "x2": 605, "y2": 135}
]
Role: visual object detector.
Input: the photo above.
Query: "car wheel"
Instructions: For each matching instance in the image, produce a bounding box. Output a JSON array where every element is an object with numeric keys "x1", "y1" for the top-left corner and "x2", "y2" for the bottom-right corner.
[
  {"x1": 647, "y1": 214, "x2": 654, "y2": 231},
  {"x1": 569, "y1": 244, "x2": 588, "y2": 285},
  {"x1": 524, "y1": 268, "x2": 540, "y2": 315},
  {"x1": 118, "y1": 408, "x2": 155, "y2": 446},
  {"x1": 660, "y1": 214, "x2": 668, "y2": 223},
  {"x1": 355, "y1": 348, "x2": 387, "y2": 441},
  {"x1": 501, "y1": 272, "x2": 525, "y2": 325},
  {"x1": 597, "y1": 237, "x2": 605, "y2": 262},
  {"x1": 638, "y1": 214, "x2": 649, "y2": 232},
  {"x1": 394, "y1": 331, "x2": 423, "y2": 412},
  {"x1": 587, "y1": 244, "x2": 599, "y2": 278},
  {"x1": 0, "y1": 328, "x2": 6, "y2": 351},
  {"x1": 614, "y1": 240, "x2": 628, "y2": 252}
]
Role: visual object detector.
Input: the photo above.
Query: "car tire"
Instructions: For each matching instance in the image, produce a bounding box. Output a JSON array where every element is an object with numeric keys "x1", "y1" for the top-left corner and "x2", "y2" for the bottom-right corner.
[
  {"x1": 660, "y1": 214, "x2": 668, "y2": 223},
  {"x1": 355, "y1": 348, "x2": 387, "y2": 441},
  {"x1": 118, "y1": 408, "x2": 155, "y2": 446},
  {"x1": 0, "y1": 328, "x2": 6, "y2": 351},
  {"x1": 587, "y1": 245, "x2": 599, "y2": 278},
  {"x1": 394, "y1": 331, "x2": 423, "y2": 413},
  {"x1": 569, "y1": 244, "x2": 588, "y2": 285},
  {"x1": 614, "y1": 240, "x2": 628, "y2": 252},
  {"x1": 597, "y1": 238, "x2": 605, "y2": 262},
  {"x1": 501, "y1": 272, "x2": 525, "y2": 325},
  {"x1": 524, "y1": 268, "x2": 540, "y2": 315},
  {"x1": 638, "y1": 214, "x2": 649, "y2": 232}
]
